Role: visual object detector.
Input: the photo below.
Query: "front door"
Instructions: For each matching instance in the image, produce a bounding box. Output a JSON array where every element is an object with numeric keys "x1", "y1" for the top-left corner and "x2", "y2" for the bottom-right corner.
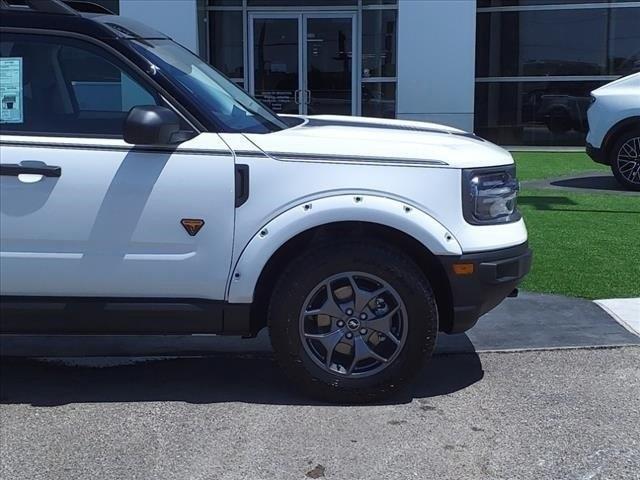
[
  {"x1": 249, "y1": 12, "x2": 356, "y2": 116},
  {"x1": 0, "y1": 32, "x2": 235, "y2": 301}
]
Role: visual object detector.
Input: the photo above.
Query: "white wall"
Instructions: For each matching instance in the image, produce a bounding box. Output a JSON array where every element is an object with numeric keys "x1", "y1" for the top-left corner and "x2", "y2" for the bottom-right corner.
[
  {"x1": 397, "y1": 0, "x2": 477, "y2": 131},
  {"x1": 119, "y1": 0, "x2": 199, "y2": 54}
]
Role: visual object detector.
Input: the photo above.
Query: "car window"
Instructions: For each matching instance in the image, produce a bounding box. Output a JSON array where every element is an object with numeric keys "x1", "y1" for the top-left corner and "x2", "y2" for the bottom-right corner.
[
  {"x1": 130, "y1": 38, "x2": 289, "y2": 134},
  {"x1": 0, "y1": 33, "x2": 164, "y2": 138}
]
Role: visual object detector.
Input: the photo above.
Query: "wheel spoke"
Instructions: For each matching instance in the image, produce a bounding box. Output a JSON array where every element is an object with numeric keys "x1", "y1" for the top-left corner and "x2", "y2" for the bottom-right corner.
[
  {"x1": 622, "y1": 143, "x2": 636, "y2": 158},
  {"x1": 304, "y1": 329, "x2": 345, "y2": 366},
  {"x1": 347, "y1": 276, "x2": 386, "y2": 313},
  {"x1": 619, "y1": 161, "x2": 635, "y2": 173},
  {"x1": 305, "y1": 284, "x2": 346, "y2": 320},
  {"x1": 347, "y1": 336, "x2": 387, "y2": 374},
  {"x1": 365, "y1": 305, "x2": 399, "y2": 336},
  {"x1": 386, "y1": 332, "x2": 401, "y2": 345}
]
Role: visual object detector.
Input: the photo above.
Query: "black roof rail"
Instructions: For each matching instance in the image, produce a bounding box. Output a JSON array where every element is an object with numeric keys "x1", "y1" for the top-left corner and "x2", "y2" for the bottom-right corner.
[
  {"x1": 63, "y1": 0, "x2": 114, "y2": 14},
  {"x1": 0, "y1": 0, "x2": 78, "y2": 14}
]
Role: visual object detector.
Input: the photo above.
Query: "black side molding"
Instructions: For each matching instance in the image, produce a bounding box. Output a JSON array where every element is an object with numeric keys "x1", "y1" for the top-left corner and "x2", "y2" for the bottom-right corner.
[
  {"x1": 0, "y1": 296, "x2": 252, "y2": 335},
  {"x1": 235, "y1": 164, "x2": 250, "y2": 207},
  {"x1": 0, "y1": 161, "x2": 61, "y2": 177}
]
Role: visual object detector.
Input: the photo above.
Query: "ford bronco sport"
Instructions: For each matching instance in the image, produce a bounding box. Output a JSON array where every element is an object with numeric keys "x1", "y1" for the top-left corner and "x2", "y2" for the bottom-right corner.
[{"x1": 0, "y1": 0, "x2": 531, "y2": 402}]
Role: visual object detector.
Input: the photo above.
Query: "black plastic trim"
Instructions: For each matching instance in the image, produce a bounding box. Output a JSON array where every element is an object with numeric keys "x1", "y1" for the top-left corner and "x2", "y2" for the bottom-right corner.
[
  {"x1": 586, "y1": 142, "x2": 607, "y2": 165},
  {"x1": 0, "y1": 296, "x2": 252, "y2": 335},
  {"x1": 235, "y1": 164, "x2": 250, "y2": 208},
  {"x1": 439, "y1": 242, "x2": 532, "y2": 334},
  {"x1": 0, "y1": 161, "x2": 61, "y2": 177}
]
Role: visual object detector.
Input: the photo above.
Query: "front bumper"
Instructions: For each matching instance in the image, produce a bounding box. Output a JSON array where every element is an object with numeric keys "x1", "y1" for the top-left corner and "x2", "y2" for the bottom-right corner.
[
  {"x1": 439, "y1": 242, "x2": 532, "y2": 334},
  {"x1": 586, "y1": 142, "x2": 608, "y2": 165}
]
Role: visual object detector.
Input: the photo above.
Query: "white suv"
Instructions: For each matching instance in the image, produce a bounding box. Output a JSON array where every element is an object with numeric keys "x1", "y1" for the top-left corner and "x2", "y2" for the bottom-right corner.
[
  {"x1": 587, "y1": 73, "x2": 640, "y2": 191},
  {"x1": 0, "y1": 1, "x2": 531, "y2": 402}
]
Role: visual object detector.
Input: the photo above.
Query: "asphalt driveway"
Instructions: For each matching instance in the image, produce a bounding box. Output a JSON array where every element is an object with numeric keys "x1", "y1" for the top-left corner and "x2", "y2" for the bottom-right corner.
[
  {"x1": 1, "y1": 292, "x2": 639, "y2": 480},
  {"x1": 1, "y1": 347, "x2": 639, "y2": 480}
]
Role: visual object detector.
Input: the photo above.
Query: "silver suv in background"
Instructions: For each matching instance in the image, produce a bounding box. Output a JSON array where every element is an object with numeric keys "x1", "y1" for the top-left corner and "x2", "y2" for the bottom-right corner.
[{"x1": 586, "y1": 73, "x2": 640, "y2": 191}]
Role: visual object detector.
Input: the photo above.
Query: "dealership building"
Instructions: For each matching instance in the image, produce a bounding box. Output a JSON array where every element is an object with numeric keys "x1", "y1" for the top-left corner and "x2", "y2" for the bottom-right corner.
[{"x1": 100, "y1": 0, "x2": 639, "y2": 146}]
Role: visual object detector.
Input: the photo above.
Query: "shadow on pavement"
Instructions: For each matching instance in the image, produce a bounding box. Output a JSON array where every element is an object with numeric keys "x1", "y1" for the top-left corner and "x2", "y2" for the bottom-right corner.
[
  {"x1": 0, "y1": 336, "x2": 483, "y2": 407},
  {"x1": 518, "y1": 195, "x2": 638, "y2": 214},
  {"x1": 550, "y1": 175, "x2": 625, "y2": 192}
]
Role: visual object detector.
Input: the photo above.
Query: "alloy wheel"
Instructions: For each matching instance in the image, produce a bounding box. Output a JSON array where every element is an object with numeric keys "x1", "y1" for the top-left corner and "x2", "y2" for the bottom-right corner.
[
  {"x1": 617, "y1": 136, "x2": 640, "y2": 185},
  {"x1": 299, "y1": 272, "x2": 408, "y2": 378}
]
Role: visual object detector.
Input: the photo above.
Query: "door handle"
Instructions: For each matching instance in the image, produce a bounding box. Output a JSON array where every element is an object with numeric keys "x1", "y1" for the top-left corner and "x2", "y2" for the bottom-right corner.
[
  {"x1": 305, "y1": 89, "x2": 311, "y2": 105},
  {"x1": 0, "y1": 161, "x2": 62, "y2": 178},
  {"x1": 294, "y1": 89, "x2": 301, "y2": 105}
]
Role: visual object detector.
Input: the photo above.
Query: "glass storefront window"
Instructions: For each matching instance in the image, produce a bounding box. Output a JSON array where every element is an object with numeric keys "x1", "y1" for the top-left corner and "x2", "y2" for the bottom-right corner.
[
  {"x1": 362, "y1": 9, "x2": 397, "y2": 78},
  {"x1": 206, "y1": 0, "x2": 399, "y2": 120},
  {"x1": 475, "y1": 3, "x2": 639, "y2": 145},
  {"x1": 208, "y1": 0, "x2": 242, "y2": 6},
  {"x1": 475, "y1": 80, "x2": 609, "y2": 146},
  {"x1": 610, "y1": 7, "x2": 640, "y2": 75},
  {"x1": 477, "y1": 9, "x2": 609, "y2": 77},
  {"x1": 477, "y1": 6, "x2": 640, "y2": 77},
  {"x1": 209, "y1": 11, "x2": 244, "y2": 80},
  {"x1": 478, "y1": 0, "x2": 636, "y2": 7},
  {"x1": 363, "y1": 0, "x2": 398, "y2": 5},
  {"x1": 362, "y1": 82, "x2": 396, "y2": 118},
  {"x1": 247, "y1": 0, "x2": 357, "y2": 5}
]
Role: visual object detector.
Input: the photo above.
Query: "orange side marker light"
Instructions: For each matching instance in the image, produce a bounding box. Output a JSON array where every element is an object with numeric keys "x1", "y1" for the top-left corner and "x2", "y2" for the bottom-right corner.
[{"x1": 453, "y1": 263, "x2": 475, "y2": 276}]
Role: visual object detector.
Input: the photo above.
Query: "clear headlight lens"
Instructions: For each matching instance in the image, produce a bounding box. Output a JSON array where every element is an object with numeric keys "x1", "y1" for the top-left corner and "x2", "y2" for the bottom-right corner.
[{"x1": 463, "y1": 166, "x2": 521, "y2": 225}]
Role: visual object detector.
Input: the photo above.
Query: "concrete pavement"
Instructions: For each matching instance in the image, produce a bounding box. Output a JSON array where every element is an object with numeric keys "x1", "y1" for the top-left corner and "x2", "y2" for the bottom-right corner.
[
  {"x1": 1, "y1": 347, "x2": 639, "y2": 479},
  {"x1": 595, "y1": 298, "x2": 640, "y2": 336},
  {"x1": 2, "y1": 292, "x2": 639, "y2": 479}
]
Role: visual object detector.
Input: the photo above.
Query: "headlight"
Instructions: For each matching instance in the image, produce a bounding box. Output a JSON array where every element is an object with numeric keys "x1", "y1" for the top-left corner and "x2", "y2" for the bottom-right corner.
[{"x1": 462, "y1": 166, "x2": 521, "y2": 225}]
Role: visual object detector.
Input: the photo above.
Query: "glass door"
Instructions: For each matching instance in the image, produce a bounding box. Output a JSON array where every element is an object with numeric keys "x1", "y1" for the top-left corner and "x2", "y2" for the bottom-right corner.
[
  {"x1": 249, "y1": 14, "x2": 302, "y2": 115},
  {"x1": 304, "y1": 14, "x2": 355, "y2": 116},
  {"x1": 249, "y1": 12, "x2": 356, "y2": 116}
]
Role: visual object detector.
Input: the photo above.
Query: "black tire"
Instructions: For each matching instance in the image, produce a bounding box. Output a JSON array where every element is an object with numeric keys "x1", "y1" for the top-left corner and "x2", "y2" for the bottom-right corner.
[
  {"x1": 268, "y1": 241, "x2": 438, "y2": 403},
  {"x1": 610, "y1": 129, "x2": 640, "y2": 191}
]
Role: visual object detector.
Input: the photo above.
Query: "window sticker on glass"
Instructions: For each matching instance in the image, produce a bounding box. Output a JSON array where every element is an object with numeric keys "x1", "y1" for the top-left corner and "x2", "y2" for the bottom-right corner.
[{"x1": 0, "y1": 57, "x2": 24, "y2": 124}]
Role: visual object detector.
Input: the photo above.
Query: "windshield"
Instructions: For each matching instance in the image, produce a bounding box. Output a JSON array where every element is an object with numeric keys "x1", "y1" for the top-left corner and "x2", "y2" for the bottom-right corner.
[{"x1": 130, "y1": 39, "x2": 288, "y2": 133}]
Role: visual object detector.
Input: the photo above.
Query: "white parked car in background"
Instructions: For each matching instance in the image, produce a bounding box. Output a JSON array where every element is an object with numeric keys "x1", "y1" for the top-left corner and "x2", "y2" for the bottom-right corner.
[
  {"x1": 0, "y1": 0, "x2": 531, "y2": 402},
  {"x1": 587, "y1": 73, "x2": 640, "y2": 191}
]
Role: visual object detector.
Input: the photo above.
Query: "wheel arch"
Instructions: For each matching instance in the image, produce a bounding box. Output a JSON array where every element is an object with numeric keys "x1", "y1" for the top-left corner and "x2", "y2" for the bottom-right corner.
[
  {"x1": 227, "y1": 195, "x2": 462, "y2": 336},
  {"x1": 602, "y1": 116, "x2": 640, "y2": 161}
]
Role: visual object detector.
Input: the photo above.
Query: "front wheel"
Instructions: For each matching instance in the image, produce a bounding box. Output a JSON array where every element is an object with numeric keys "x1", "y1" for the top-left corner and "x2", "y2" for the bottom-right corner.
[
  {"x1": 268, "y1": 241, "x2": 438, "y2": 403},
  {"x1": 610, "y1": 130, "x2": 640, "y2": 191}
]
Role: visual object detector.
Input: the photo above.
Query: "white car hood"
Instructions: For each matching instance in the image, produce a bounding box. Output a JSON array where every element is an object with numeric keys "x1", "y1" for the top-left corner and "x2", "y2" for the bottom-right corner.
[{"x1": 245, "y1": 115, "x2": 513, "y2": 169}]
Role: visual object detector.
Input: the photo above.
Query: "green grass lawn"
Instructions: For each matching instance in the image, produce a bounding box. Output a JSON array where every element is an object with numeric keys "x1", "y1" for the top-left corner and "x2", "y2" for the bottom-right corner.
[
  {"x1": 512, "y1": 151, "x2": 607, "y2": 182},
  {"x1": 512, "y1": 152, "x2": 640, "y2": 299}
]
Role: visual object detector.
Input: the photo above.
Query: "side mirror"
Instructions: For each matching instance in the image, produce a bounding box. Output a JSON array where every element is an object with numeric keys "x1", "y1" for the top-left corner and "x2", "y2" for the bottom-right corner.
[{"x1": 123, "y1": 105, "x2": 190, "y2": 145}]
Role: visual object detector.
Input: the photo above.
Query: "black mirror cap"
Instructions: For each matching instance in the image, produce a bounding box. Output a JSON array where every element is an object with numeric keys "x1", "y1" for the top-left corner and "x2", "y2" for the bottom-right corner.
[{"x1": 123, "y1": 105, "x2": 182, "y2": 146}]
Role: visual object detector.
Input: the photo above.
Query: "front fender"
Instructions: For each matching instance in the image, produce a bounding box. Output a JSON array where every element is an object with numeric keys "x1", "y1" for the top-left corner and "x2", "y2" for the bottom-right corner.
[{"x1": 226, "y1": 194, "x2": 462, "y2": 303}]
